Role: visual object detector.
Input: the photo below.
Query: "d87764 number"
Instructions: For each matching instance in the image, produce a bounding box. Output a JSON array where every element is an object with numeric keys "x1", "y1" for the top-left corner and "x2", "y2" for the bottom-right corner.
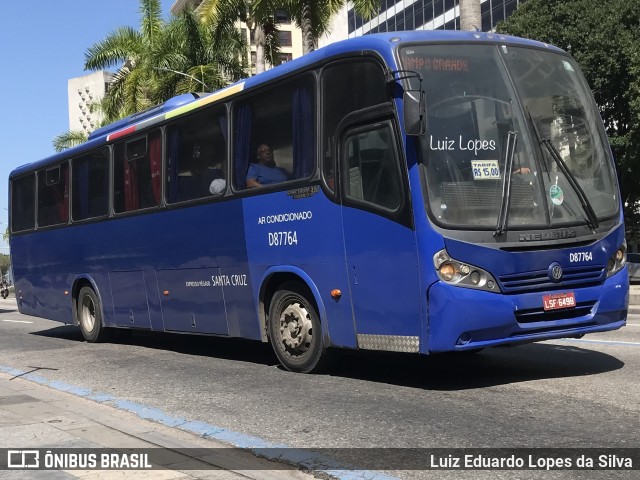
[{"x1": 268, "y1": 231, "x2": 298, "y2": 246}]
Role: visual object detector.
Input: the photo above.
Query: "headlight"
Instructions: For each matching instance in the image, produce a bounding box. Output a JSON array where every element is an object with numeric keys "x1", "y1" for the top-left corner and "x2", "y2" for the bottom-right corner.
[
  {"x1": 433, "y1": 249, "x2": 500, "y2": 292},
  {"x1": 606, "y1": 239, "x2": 627, "y2": 277}
]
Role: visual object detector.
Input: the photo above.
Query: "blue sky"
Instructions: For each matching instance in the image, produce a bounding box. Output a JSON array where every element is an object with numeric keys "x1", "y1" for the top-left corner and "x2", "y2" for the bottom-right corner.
[{"x1": 0, "y1": 0, "x2": 176, "y2": 254}]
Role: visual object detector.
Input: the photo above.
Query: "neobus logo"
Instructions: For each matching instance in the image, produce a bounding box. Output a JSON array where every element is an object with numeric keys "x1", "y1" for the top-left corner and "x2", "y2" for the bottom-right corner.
[{"x1": 519, "y1": 230, "x2": 577, "y2": 242}]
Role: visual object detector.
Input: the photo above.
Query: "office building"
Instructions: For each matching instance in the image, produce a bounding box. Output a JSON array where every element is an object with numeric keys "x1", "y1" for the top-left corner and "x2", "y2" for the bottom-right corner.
[
  {"x1": 320, "y1": 0, "x2": 527, "y2": 46},
  {"x1": 67, "y1": 71, "x2": 112, "y2": 135}
]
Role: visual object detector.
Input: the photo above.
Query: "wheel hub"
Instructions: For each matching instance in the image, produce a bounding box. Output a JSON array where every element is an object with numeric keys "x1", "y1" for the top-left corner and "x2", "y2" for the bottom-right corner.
[
  {"x1": 279, "y1": 302, "x2": 312, "y2": 350},
  {"x1": 81, "y1": 297, "x2": 95, "y2": 331}
]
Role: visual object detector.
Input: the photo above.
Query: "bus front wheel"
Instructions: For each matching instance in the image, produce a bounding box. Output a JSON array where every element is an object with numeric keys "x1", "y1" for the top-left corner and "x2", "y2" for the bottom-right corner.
[
  {"x1": 77, "y1": 286, "x2": 110, "y2": 343},
  {"x1": 268, "y1": 282, "x2": 328, "y2": 373}
]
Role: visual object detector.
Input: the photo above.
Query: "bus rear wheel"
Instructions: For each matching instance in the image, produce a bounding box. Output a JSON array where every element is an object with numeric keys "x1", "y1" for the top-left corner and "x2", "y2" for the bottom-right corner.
[
  {"x1": 268, "y1": 283, "x2": 328, "y2": 373},
  {"x1": 77, "y1": 286, "x2": 110, "y2": 342}
]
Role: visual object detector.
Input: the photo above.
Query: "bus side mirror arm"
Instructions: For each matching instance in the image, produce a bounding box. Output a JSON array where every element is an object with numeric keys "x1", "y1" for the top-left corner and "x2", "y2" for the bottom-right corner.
[{"x1": 387, "y1": 70, "x2": 427, "y2": 136}]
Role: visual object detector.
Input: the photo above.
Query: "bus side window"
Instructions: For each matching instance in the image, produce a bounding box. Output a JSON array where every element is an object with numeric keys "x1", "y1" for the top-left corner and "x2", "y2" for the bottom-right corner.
[
  {"x1": 37, "y1": 164, "x2": 69, "y2": 227},
  {"x1": 232, "y1": 76, "x2": 314, "y2": 190},
  {"x1": 11, "y1": 174, "x2": 36, "y2": 232},
  {"x1": 114, "y1": 130, "x2": 161, "y2": 213},
  {"x1": 322, "y1": 59, "x2": 388, "y2": 193},
  {"x1": 72, "y1": 147, "x2": 109, "y2": 221},
  {"x1": 342, "y1": 123, "x2": 402, "y2": 211},
  {"x1": 166, "y1": 109, "x2": 227, "y2": 203}
]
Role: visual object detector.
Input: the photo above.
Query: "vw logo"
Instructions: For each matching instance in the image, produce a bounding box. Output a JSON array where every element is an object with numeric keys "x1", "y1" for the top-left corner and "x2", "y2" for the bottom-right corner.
[{"x1": 549, "y1": 263, "x2": 563, "y2": 282}]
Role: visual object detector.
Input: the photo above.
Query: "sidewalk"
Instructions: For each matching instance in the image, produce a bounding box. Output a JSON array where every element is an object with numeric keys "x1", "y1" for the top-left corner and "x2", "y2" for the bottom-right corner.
[
  {"x1": 0, "y1": 373, "x2": 314, "y2": 480},
  {"x1": 0, "y1": 371, "x2": 316, "y2": 479}
]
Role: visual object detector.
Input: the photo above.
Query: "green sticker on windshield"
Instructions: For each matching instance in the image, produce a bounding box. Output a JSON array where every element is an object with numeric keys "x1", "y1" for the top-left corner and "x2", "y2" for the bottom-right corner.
[{"x1": 550, "y1": 184, "x2": 564, "y2": 206}]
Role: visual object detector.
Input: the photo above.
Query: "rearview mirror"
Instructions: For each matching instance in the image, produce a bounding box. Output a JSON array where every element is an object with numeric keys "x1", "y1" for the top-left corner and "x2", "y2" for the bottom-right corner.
[{"x1": 404, "y1": 90, "x2": 426, "y2": 136}]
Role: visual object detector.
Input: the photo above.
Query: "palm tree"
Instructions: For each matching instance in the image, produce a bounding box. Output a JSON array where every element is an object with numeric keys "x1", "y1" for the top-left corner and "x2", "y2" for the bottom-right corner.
[
  {"x1": 84, "y1": 0, "x2": 165, "y2": 121},
  {"x1": 85, "y1": 0, "x2": 249, "y2": 123},
  {"x1": 198, "y1": 0, "x2": 281, "y2": 75},
  {"x1": 150, "y1": 8, "x2": 247, "y2": 100},
  {"x1": 52, "y1": 131, "x2": 89, "y2": 152},
  {"x1": 459, "y1": 0, "x2": 482, "y2": 31},
  {"x1": 286, "y1": 0, "x2": 382, "y2": 54}
]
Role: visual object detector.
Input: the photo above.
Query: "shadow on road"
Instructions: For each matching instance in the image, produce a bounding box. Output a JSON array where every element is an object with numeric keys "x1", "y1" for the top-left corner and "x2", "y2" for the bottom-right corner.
[
  {"x1": 31, "y1": 326, "x2": 623, "y2": 390},
  {"x1": 328, "y1": 343, "x2": 624, "y2": 390},
  {"x1": 31, "y1": 325, "x2": 85, "y2": 342},
  {"x1": 30, "y1": 326, "x2": 279, "y2": 366}
]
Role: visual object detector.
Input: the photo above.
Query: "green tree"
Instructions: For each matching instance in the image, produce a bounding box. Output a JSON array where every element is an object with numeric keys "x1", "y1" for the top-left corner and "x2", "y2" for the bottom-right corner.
[
  {"x1": 85, "y1": 0, "x2": 245, "y2": 123},
  {"x1": 285, "y1": 0, "x2": 382, "y2": 54},
  {"x1": 0, "y1": 254, "x2": 9, "y2": 276},
  {"x1": 151, "y1": 8, "x2": 247, "y2": 99},
  {"x1": 84, "y1": 0, "x2": 165, "y2": 121},
  {"x1": 199, "y1": 0, "x2": 281, "y2": 74},
  {"x1": 52, "y1": 131, "x2": 89, "y2": 152},
  {"x1": 497, "y1": 0, "x2": 640, "y2": 232}
]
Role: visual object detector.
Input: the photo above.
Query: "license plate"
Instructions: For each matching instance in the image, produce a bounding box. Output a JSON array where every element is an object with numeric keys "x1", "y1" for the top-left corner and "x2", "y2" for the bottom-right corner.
[{"x1": 543, "y1": 292, "x2": 576, "y2": 311}]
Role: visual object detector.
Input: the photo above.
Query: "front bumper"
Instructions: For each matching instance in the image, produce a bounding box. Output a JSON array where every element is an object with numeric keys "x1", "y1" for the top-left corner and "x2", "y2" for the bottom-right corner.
[{"x1": 427, "y1": 270, "x2": 628, "y2": 352}]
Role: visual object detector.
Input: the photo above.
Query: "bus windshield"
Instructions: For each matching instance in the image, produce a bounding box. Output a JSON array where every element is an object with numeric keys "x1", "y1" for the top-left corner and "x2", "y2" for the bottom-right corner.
[{"x1": 399, "y1": 44, "x2": 619, "y2": 230}]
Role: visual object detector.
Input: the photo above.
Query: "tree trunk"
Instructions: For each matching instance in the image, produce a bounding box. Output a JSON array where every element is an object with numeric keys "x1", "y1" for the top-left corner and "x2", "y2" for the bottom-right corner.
[
  {"x1": 254, "y1": 24, "x2": 266, "y2": 74},
  {"x1": 459, "y1": 0, "x2": 482, "y2": 31},
  {"x1": 300, "y1": 1, "x2": 316, "y2": 54}
]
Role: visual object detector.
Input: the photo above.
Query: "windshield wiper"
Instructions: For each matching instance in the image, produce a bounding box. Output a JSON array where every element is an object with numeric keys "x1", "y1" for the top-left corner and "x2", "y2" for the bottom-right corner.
[
  {"x1": 524, "y1": 109, "x2": 599, "y2": 230},
  {"x1": 494, "y1": 130, "x2": 518, "y2": 236},
  {"x1": 540, "y1": 139, "x2": 599, "y2": 229}
]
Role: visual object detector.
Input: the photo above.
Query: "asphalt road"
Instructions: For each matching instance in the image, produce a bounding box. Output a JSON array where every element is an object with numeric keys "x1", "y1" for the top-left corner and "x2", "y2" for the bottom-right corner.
[{"x1": 0, "y1": 296, "x2": 638, "y2": 479}]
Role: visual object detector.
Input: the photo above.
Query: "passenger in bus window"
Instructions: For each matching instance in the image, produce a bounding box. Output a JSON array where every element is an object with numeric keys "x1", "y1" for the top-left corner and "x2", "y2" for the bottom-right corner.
[{"x1": 246, "y1": 144, "x2": 289, "y2": 188}]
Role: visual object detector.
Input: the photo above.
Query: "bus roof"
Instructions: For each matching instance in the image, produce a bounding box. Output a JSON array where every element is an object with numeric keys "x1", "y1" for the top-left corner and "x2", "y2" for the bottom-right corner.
[{"x1": 10, "y1": 30, "x2": 562, "y2": 178}]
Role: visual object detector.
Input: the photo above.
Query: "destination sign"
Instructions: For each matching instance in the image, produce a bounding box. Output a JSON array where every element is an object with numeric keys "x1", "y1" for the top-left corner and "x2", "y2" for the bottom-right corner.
[{"x1": 401, "y1": 54, "x2": 470, "y2": 72}]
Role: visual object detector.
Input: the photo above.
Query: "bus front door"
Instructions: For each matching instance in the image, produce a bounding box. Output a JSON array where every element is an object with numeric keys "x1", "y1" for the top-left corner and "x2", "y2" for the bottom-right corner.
[{"x1": 339, "y1": 120, "x2": 421, "y2": 353}]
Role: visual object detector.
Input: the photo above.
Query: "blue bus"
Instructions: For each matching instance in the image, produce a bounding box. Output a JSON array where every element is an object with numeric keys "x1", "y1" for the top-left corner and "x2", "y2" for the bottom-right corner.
[{"x1": 9, "y1": 31, "x2": 628, "y2": 373}]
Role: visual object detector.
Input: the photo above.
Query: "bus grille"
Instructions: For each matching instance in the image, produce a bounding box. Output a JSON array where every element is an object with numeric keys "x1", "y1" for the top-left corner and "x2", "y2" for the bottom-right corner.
[
  {"x1": 441, "y1": 182, "x2": 534, "y2": 209},
  {"x1": 515, "y1": 301, "x2": 596, "y2": 323},
  {"x1": 499, "y1": 265, "x2": 605, "y2": 294}
]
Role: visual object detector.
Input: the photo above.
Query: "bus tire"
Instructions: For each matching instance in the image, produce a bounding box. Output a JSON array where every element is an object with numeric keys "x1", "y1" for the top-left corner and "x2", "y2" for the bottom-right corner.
[
  {"x1": 77, "y1": 286, "x2": 110, "y2": 343},
  {"x1": 268, "y1": 282, "x2": 328, "y2": 373}
]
